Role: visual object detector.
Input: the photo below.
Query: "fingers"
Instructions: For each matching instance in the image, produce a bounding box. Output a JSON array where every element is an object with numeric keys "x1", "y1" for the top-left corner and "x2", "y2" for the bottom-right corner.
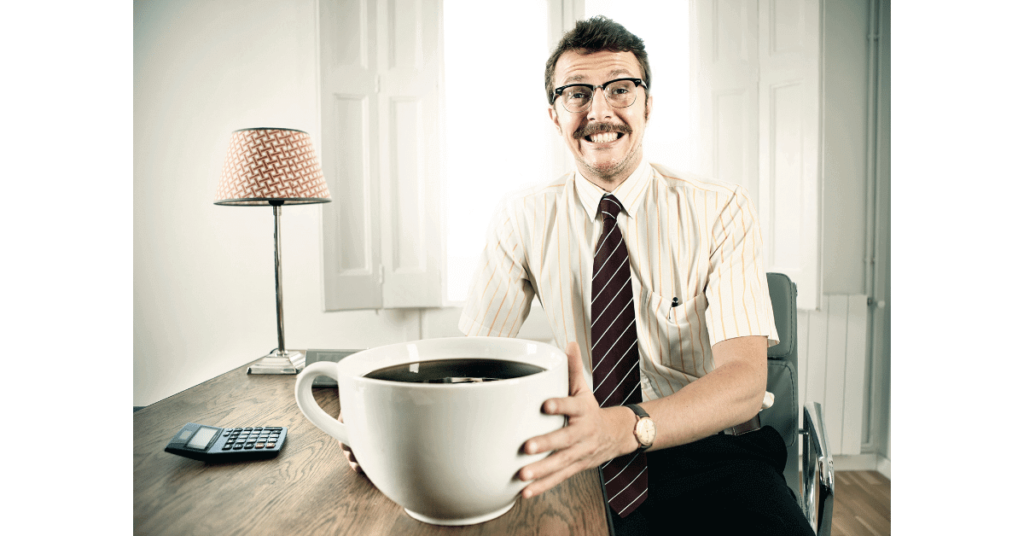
[
  {"x1": 340, "y1": 443, "x2": 364, "y2": 474},
  {"x1": 541, "y1": 341, "x2": 595, "y2": 417},
  {"x1": 564, "y1": 342, "x2": 591, "y2": 395},
  {"x1": 336, "y1": 412, "x2": 363, "y2": 474},
  {"x1": 566, "y1": 341, "x2": 581, "y2": 361},
  {"x1": 521, "y1": 464, "x2": 582, "y2": 499},
  {"x1": 541, "y1": 395, "x2": 589, "y2": 417},
  {"x1": 523, "y1": 424, "x2": 578, "y2": 456},
  {"x1": 519, "y1": 448, "x2": 590, "y2": 499}
]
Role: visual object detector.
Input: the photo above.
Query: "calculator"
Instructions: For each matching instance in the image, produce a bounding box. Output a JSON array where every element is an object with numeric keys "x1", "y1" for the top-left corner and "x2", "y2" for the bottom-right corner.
[{"x1": 164, "y1": 423, "x2": 287, "y2": 462}]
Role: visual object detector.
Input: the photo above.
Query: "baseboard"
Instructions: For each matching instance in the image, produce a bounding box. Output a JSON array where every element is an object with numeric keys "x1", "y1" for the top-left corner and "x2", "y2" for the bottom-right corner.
[
  {"x1": 832, "y1": 453, "x2": 891, "y2": 478},
  {"x1": 876, "y1": 455, "x2": 891, "y2": 479},
  {"x1": 833, "y1": 454, "x2": 879, "y2": 471}
]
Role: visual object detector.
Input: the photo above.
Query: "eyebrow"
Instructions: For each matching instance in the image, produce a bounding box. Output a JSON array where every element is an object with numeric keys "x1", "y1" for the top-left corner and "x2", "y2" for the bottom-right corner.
[{"x1": 561, "y1": 69, "x2": 637, "y2": 85}]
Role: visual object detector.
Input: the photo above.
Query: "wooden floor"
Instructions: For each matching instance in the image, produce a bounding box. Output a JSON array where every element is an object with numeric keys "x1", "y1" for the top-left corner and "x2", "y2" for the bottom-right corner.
[{"x1": 831, "y1": 471, "x2": 891, "y2": 536}]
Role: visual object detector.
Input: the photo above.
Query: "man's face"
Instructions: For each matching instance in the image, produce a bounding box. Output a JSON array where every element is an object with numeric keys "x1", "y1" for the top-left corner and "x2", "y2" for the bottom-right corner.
[{"x1": 549, "y1": 49, "x2": 652, "y2": 189}]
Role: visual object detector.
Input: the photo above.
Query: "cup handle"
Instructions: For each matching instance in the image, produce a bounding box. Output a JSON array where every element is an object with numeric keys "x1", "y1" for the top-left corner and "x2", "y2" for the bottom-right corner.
[{"x1": 294, "y1": 361, "x2": 349, "y2": 446}]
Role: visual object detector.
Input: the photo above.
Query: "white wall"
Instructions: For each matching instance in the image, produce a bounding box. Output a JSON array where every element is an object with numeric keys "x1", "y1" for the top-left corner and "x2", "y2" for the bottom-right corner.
[
  {"x1": 821, "y1": 0, "x2": 870, "y2": 296},
  {"x1": 134, "y1": 0, "x2": 422, "y2": 405}
]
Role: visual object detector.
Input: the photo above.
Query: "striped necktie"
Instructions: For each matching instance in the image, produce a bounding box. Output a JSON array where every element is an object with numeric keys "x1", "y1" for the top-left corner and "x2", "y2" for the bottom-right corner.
[{"x1": 591, "y1": 194, "x2": 647, "y2": 518}]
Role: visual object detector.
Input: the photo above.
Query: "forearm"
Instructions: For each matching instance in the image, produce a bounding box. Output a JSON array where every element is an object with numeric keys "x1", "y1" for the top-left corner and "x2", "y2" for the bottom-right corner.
[{"x1": 631, "y1": 336, "x2": 768, "y2": 453}]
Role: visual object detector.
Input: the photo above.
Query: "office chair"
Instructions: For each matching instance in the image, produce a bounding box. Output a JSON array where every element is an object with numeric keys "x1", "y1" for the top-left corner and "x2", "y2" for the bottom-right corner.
[{"x1": 761, "y1": 272, "x2": 835, "y2": 535}]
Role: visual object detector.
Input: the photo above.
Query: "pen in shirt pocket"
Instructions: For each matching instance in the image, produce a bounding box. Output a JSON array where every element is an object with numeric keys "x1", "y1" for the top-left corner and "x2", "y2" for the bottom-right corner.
[{"x1": 669, "y1": 297, "x2": 680, "y2": 320}]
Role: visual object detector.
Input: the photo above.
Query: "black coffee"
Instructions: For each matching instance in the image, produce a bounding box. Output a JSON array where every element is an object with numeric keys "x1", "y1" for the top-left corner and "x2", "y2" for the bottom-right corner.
[{"x1": 364, "y1": 358, "x2": 544, "y2": 384}]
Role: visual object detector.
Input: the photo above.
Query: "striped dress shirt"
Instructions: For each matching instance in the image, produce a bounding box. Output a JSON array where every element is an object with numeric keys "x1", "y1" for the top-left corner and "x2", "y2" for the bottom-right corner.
[{"x1": 458, "y1": 160, "x2": 779, "y2": 401}]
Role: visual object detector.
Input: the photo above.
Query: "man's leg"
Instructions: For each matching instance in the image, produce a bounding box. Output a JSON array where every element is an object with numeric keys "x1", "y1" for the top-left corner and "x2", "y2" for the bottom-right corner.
[{"x1": 636, "y1": 426, "x2": 813, "y2": 535}]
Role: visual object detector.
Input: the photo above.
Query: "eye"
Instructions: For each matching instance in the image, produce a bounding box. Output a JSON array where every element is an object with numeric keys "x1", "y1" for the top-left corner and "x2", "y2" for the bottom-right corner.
[{"x1": 606, "y1": 81, "x2": 635, "y2": 95}]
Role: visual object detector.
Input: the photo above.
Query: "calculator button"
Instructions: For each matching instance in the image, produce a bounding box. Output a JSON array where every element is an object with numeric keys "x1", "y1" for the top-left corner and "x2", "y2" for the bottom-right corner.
[
  {"x1": 222, "y1": 444, "x2": 233, "y2": 451},
  {"x1": 233, "y1": 444, "x2": 244, "y2": 450},
  {"x1": 253, "y1": 427, "x2": 263, "y2": 431},
  {"x1": 243, "y1": 427, "x2": 253, "y2": 431},
  {"x1": 244, "y1": 444, "x2": 254, "y2": 450},
  {"x1": 255, "y1": 443, "x2": 265, "y2": 449},
  {"x1": 266, "y1": 443, "x2": 276, "y2": 449}
]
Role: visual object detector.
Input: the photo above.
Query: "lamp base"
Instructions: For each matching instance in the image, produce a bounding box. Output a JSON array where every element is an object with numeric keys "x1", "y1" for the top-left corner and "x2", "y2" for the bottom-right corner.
[{"x1": 246, "y1": 350, "x2": 305, "y2": 375}]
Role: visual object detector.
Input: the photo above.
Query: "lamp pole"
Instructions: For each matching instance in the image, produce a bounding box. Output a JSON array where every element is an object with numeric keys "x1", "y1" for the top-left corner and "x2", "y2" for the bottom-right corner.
[{"x1": 274, "y1": 198, "x2": 286, "y2": 354}]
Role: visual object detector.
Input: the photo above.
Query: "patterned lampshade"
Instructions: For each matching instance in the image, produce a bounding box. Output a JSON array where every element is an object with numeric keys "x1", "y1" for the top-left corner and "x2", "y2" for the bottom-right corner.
[{"x1": 214, "y1": 128, "x2": 331, "y2": 206}]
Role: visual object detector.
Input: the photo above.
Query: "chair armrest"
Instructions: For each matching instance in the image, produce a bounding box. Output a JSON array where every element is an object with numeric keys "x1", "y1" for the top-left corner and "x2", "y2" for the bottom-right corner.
[{"x1": 802, "y1": 402, "x2": 835, "y2": 535}]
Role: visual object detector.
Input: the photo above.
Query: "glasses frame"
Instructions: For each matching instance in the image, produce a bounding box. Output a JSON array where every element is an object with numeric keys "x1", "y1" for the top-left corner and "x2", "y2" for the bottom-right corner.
[{"x1": 551, "y1": 77, "x2": 648, "y2": 112}]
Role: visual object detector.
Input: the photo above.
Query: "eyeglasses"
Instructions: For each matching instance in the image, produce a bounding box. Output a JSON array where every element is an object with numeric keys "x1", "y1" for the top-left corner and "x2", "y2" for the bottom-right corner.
[{"x1": 552, "y1": 78, "x2": 648, "y2": 113}]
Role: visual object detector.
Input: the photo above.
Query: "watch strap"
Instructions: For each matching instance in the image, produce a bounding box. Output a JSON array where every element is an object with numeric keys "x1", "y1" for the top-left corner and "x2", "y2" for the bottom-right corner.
[{"x1": 626, "y1": 404, "x2": 649, "y2": 419}]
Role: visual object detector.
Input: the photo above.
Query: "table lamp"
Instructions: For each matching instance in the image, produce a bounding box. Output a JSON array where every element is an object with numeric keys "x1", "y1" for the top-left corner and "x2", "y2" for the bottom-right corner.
[{"x1": 214, "y1": 128, "x2": 331, "y2": 374}]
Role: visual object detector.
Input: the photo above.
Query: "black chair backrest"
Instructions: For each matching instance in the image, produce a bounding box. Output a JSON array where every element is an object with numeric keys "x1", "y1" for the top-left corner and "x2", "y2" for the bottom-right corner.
[{"x1": 762, "y1": 272, "x2": 800, "y2": 494}]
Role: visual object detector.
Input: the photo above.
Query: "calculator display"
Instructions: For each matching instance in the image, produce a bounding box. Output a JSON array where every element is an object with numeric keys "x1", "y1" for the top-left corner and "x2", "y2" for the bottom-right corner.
[{"x1": 187, "y1": 426, "x2": 218, "y2": 450}]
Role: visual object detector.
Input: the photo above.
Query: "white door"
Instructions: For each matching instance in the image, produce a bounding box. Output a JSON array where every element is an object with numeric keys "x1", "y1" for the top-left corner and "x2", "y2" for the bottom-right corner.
[
  {"x1": 320, "y1": 0, "x2": 445, "y2": 310},
  {"x1": 691, "y1": 0, "x2": 821, "y2": 310}
]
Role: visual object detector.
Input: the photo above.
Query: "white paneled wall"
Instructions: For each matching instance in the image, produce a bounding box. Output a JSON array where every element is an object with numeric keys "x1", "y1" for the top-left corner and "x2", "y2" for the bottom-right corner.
[{"x1": 798, "y1": 295, "x2": 869, "y2": 456}]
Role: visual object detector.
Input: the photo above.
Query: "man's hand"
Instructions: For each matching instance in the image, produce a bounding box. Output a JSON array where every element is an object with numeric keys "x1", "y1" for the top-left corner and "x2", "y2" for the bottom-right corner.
[
  {"x1": 337, "y1": 412, "x2": 363, "y2": 474},
  {"x1": 517, "y1": 342, "x2": 635, "y2": 499}
]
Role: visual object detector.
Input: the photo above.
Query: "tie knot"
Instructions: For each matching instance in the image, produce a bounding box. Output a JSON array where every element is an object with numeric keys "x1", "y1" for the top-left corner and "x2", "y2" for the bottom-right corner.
[{"x1": 599, "y1": 195, "x2": 623, "y2": 221}]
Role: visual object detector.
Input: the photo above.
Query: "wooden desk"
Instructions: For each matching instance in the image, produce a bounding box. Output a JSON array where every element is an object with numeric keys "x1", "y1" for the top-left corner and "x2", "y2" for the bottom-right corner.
[{"x1": 133, "y1": 361, "x2": 611, "y2": 535}]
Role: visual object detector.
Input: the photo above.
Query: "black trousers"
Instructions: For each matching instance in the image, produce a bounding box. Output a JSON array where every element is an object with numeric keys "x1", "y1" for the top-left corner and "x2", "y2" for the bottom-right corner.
[{"x1": 604, "y1": 426, "x2": 814, "y2": 536}]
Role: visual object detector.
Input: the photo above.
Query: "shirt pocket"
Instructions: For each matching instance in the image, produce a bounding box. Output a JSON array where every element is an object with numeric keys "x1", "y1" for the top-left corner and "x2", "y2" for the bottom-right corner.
[{"x1": 639, "y1": 289, "x2": 713, "y2": 380}]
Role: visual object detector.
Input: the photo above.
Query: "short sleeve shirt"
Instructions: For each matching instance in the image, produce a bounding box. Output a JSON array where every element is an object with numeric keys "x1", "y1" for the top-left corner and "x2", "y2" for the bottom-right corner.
[{"x1": 458, "y1": 160, "x2": 779, "y2": 402}]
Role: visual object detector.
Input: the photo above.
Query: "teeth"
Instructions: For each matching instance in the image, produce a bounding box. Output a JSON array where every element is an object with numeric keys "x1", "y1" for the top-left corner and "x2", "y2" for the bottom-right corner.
[{"x1": 589, "y1": 132, "x2": 618, "y2": 144}]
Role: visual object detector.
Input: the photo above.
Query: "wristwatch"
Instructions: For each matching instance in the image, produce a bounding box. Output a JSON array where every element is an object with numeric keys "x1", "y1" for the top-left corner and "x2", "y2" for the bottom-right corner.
[{"x1": 626, "y1": 404, "x2": 656, "y2": 451}]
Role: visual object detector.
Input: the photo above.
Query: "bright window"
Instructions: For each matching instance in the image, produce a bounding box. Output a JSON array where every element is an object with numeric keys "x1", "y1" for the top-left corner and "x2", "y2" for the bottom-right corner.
[{"x1": 443, "y1": 1, "x2": 553, "y2": 303}]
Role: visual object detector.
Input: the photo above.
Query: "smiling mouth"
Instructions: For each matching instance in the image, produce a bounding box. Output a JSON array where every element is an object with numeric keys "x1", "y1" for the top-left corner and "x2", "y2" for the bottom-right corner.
[{"x1": 575, "y1": 123, "x2": 632, "y2": 144}]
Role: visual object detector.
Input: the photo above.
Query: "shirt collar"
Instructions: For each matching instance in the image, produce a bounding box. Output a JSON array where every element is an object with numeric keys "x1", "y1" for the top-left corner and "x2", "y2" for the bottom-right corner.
[{"x1": 574, "y1": 157, "x2": 653, "y2": 221}]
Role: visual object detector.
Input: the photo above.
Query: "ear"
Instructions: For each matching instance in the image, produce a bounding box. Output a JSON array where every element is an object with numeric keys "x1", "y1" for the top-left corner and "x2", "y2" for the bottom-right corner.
[
  {"x1": 548, "y1": 105, "x2": 561, "y2": 133},
  {"x1": 644, "y1": 93, "x2": 653, "y2": 121}
]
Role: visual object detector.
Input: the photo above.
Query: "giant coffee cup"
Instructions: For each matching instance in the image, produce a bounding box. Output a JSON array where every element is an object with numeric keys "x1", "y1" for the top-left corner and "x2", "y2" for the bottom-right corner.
[{"x1": 294, "y1": 337, "x2": 568, "y2": 525}]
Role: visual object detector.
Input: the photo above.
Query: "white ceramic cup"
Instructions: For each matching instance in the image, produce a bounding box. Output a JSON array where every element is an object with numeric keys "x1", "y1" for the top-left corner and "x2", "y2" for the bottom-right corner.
[{"x1": 294, "y1": 337, "x2": 568, "y2": 526}]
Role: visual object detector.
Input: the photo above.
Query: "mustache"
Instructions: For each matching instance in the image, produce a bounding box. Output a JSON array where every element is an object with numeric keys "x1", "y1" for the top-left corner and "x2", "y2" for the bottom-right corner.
[{"x1": 573, "y1": 122, "x2": 633, "y2": 140}]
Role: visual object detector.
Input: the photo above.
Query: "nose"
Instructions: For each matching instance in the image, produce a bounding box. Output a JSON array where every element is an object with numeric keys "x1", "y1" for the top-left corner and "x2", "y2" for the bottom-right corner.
[{"x1": 586, "y1": 88, "x2": 614, "y2": 121}]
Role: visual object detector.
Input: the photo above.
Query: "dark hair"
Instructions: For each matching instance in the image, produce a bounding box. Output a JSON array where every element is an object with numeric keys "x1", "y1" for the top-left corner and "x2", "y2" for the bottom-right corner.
[{"x1": 544, "y1": 16, "x2": 651, "y2": 105}]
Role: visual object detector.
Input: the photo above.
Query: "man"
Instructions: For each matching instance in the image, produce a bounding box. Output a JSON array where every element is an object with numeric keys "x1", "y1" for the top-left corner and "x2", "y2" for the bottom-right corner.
[{"x1": 455, "y1": 16, "x2": 814, "y2": 536}]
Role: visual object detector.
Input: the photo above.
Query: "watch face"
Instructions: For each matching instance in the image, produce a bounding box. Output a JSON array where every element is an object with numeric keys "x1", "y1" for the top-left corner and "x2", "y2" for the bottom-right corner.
[{"x1": 636, "y1": 418, "x2": 656, "y2": 447}]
